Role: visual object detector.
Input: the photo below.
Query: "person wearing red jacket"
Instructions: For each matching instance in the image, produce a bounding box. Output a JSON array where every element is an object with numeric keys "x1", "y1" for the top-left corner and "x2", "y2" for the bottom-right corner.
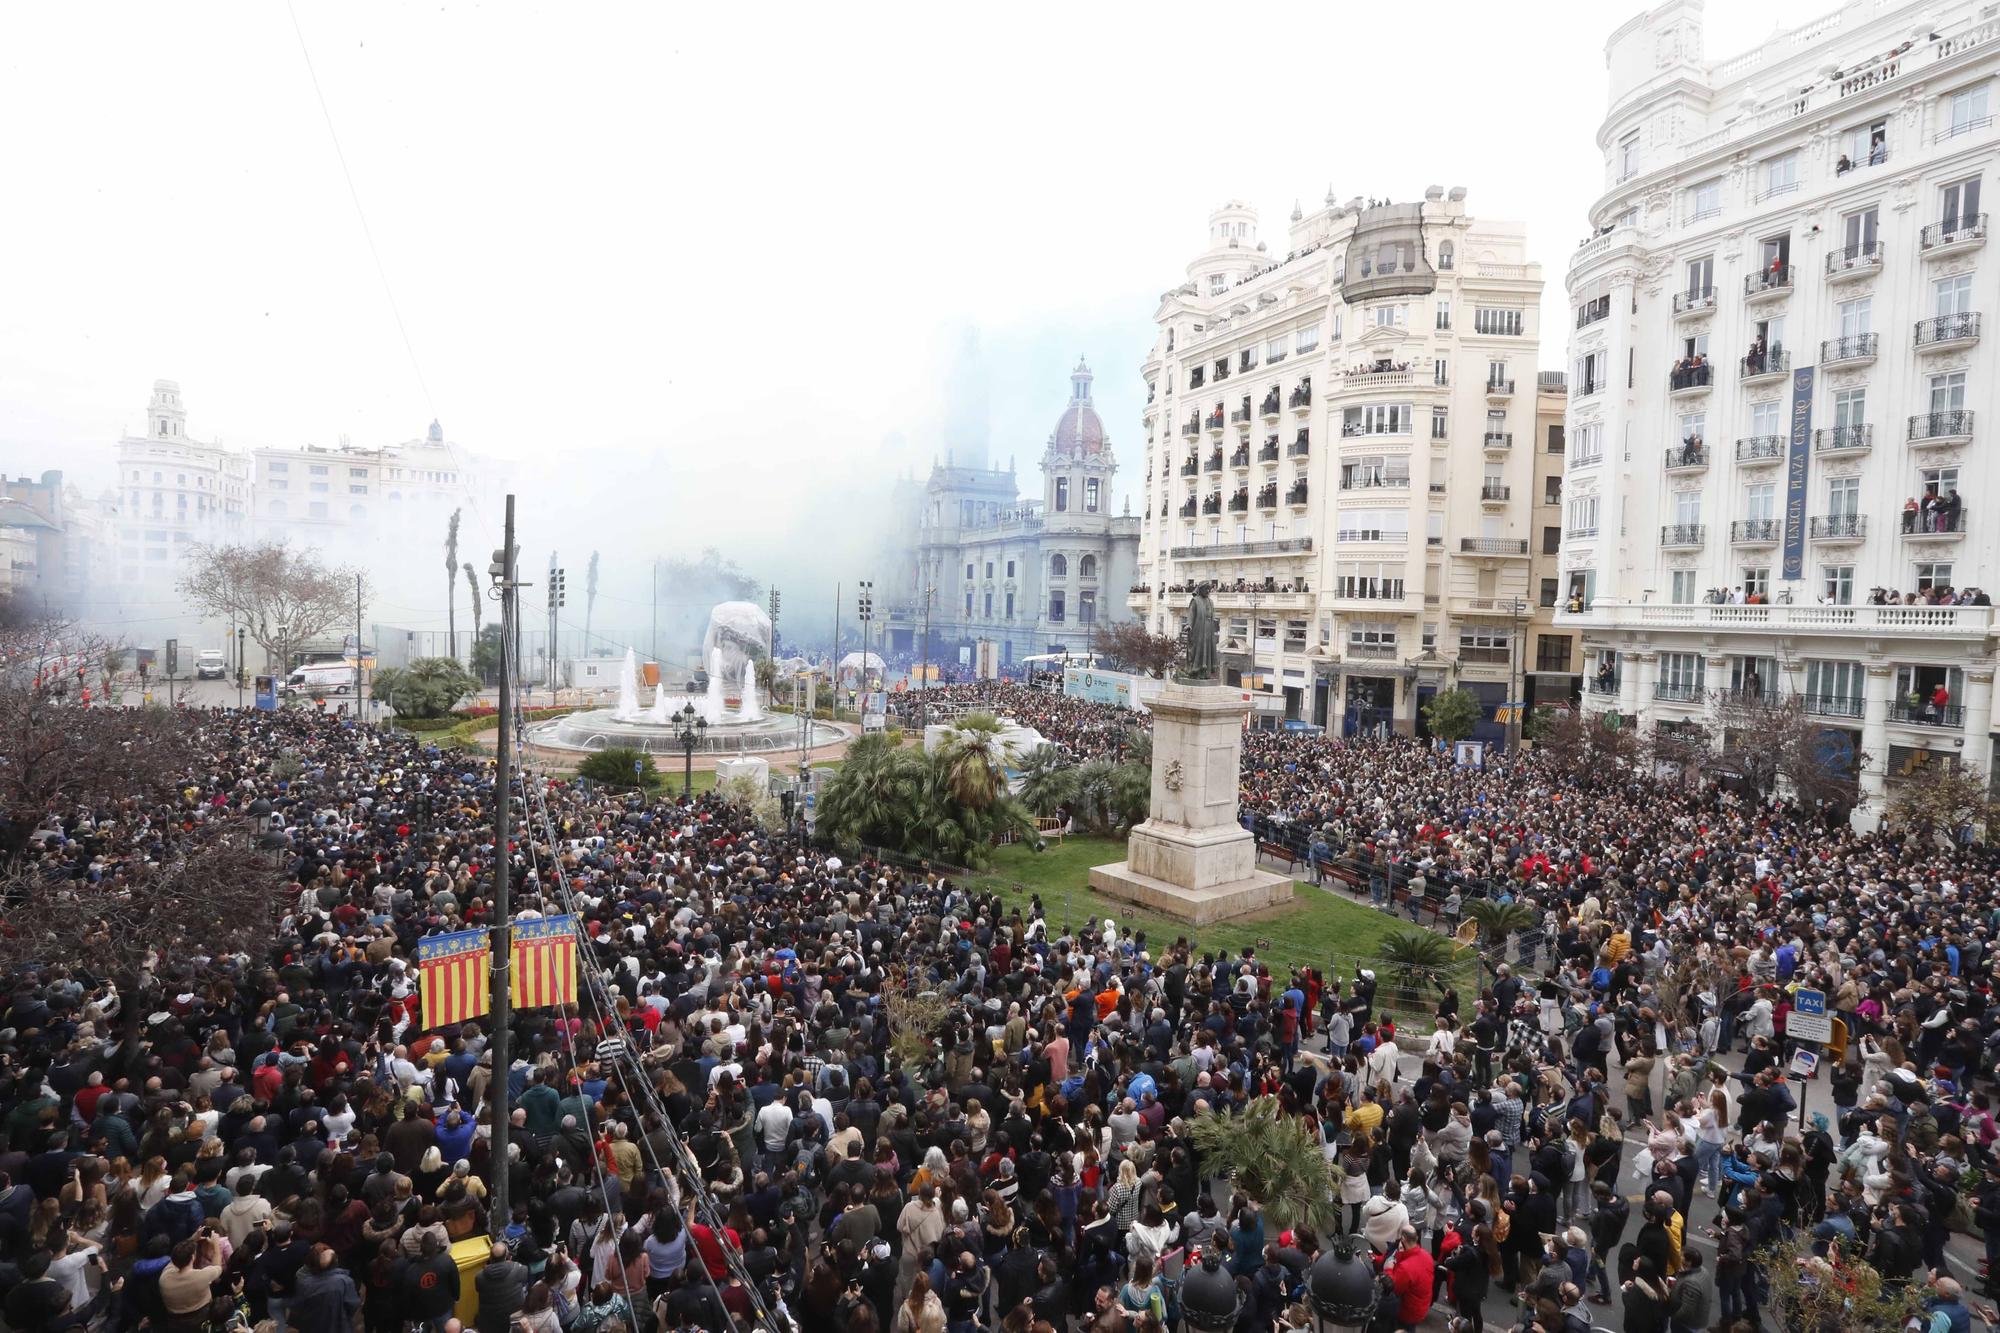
[{"x1": 1383, "y1": 1227, "x2": 1434, "y2": 1331}]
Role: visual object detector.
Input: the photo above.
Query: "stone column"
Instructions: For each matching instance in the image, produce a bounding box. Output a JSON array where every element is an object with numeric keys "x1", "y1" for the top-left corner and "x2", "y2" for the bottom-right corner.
[
  {"x1": 1964, "y1": 668, "x2": 1996, "y2": 788},
  {"x1": 1704, "y1": 655, "x2": 1730, "y2": 737},
  {"x1": 1628, "y1": 652, "x2": 1657, "y2": 732},
  {"x1": 1855, "y1": 662, "x2": 1895, "y2": 831}
]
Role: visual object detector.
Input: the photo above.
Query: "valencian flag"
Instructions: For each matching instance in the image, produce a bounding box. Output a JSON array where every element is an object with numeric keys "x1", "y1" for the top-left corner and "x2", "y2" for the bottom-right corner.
[
  {"x1": 417, "y1": 928, "x2": 492, "y2": 1031},
  {"x1": 511, "y1": 914, "x2": 579, "y2": 1010}
]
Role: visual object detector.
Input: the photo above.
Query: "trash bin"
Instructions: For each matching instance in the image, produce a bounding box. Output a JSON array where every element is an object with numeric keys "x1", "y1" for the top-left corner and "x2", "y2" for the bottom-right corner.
[{"x1": 450, "y1": 1236, "x2": 491, "y2": 1327}]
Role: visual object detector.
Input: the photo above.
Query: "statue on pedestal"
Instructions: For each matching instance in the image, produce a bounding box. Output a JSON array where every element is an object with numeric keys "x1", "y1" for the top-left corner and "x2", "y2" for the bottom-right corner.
[{"x1": 1177, "y1": 582, "x2": 1220, "y2": 683}]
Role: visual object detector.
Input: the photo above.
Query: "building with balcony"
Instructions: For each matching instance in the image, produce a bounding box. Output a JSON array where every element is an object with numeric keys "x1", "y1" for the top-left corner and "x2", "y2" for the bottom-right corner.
[
  {"x1": 111, "y1": 380, "x2": 250, "y2": 588},
  {"x1": 248, "y1": 422, "x2": 501, "y2": 547},
  {"x1": 1132, "y1": 192, "x2": 1545, "y2": 738},
  {"x1": 1528, "y1": 374, "x2": 1583, "y2": 708},
  {"x1": 912, "y1": 360, "x2": 1139, "y2": 667},
  {"x1": 1559, "y1": 0, "x2": 2000, "y2": 823}
]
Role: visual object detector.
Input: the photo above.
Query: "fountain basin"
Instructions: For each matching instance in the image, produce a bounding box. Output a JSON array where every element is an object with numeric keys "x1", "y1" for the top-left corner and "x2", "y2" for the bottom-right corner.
[{"x1": 527, "y1": 707, "x2": 845, "y2": 755}]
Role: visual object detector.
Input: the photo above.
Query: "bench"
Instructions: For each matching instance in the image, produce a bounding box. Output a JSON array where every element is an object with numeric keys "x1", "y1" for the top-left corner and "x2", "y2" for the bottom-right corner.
[{"x1": 1257, "y1": 841, "x2": 1301, "y2": 873}]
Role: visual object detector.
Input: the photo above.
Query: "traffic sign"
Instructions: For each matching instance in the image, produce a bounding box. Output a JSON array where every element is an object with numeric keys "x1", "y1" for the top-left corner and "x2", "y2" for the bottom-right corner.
[
  {"x1": 165, "y1": 639, "x2": 178, "y2": 677},
  {"x1": 1788, "y1": 1011, "x2": 1834, "y2": 1044},
  {"x1": 1790, "y1": 1048, "x2": 1819, "y2": 1078},
  {"x1": 1793, "y1": 987, "x2": 1827, "y2": 1017}
]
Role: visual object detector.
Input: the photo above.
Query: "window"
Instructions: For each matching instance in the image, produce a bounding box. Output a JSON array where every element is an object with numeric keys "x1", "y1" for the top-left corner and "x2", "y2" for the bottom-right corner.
[
  {"x1": 1473, "y1": 308, "x2": 1524, "y2": 336},
  {"x1": 1685, "y1": 255, "x2": 1714, "y2": 295},
  {"x1": 1334, "y1": 509, "x2": 1409, "y2": 542},
  {"x1": 1671, "y1": 570, "x2": 1698, "y2": 604},
  {"x1": 1833, "y1": 387, "x2": 1867, "y2": 431},
  {"x1": 984, "y1": 561, "x2": 994, "y2": 578},
  {"x1": 1919, "y1": 465, "x2": 1959, "y2": 499},
  {"x1": 1295, "y1": 324, "x2": 1319, "y2": 354},
  {"x1": 1333, "y1": 562, "x2": 1405, "y2": 600},
  {"x1": 1543, "y1": 476, "x2": 1562, "y2": 505},
  {"x1": 1659, "y1": 652, "x2": 1705, "y2": 692},
  {"x1": 1346, "y1": 623, "x2": 1397, "y2": 652},
  {"x1": 1370, "y1": 304, "x2": 1407, "y2": 329},
  {"x1": 965, "y1": 562, "x2": 975, "y2": 579},
  {"x1": 1841, "y1": 119, "x2": 1888, "y2": 169},
  {"x1": 1828, "y1": 476, "x2": 1860, "y2": 517},
  {"x1": 1743, "y1": 482, "x2": 1776, "y2": 521},
  {"x1": 1459, "y1": 626, "x2": 1512, "y2": 664},
  {"x1": 1436, "y1": 299, "x2": 1451, "y2": 331},
  {"x1": 1942, "y1": 176, "x2": 1982, "y2": 228},
  {"x1": 1079, "y1": 592, "x2": 1096, "y2": 624},
  {"x1": 348, "y1": 466, "x2": 368, "y2": 478},
  {"x1": 1822, "y1": 564, "x2": 1854, "y2": 605},
  {"x1": 1840, "y1": 207, "x2": 1879, "y2": 255},
  {"x1": 1566, "y1": 496, "x2": 1600, "y2": 536},
  {"x1": 349, "y1": 484, "x2": 368, "y2": 495},
  {"x1": 1674, "y1": 491, "x2": 1702, "y2": 524},
  {"x1": 1748, "y1": 400, "x2": 1782, "y2": 437},
  {"x1": 1807, "y1": 660, "x2": 1864, "y2": 708},
  {"x1": 1342, "y1": 404, "x2": 1413, "y2": 436},
  {"x1": 1265, "y1": 336, "x2": 1287, "y2": 363},
  {"x1": 965, "y1": 592, "x2": 974, "y2": 615},
  {"x1": 1618, "y1": 131, "x2": 1639, "y2": 179},
  {"x1": 267, "y1": 479, "x2": 287, "y2": 491},
  {"x1": 1569, "y1": 422, "x2": 1603, "y2": 467},
  {"x1": 1339, "y1": 455, "x2": 1409, "y2": 489},
  {"x1": 1005, "y1": 559, "x2": 1015, "y2": 578},
  {"x1": 1054, "y1": 477, "x2": 1070, "y2": 512},
  {"x1": 1079, "y1": 554, "x2": 1097, "y2": 578},
  {"x1": 1049, "y1": 553, "x2": 1067, "y2": 578},
  {"x1": 983, "y1": 592, "x2": 993, "y2": 617},
  {"x1": 1686, "y1": 178, "x2": 1721, "y2": 222},
  {"x1": 268, "y1": 461, "x2": 288, "y2": 473},
  {"x1": 1535, "y1": 635, "x2": 1573, "y2": 673},
  {"x1": 1915, "y1": 561, "x2": 1955, "y2": 592},
  {"x1": 1436, "y1": 241, "x2": 1453, "y2": 270},
  {"x1": 1741, "y1": 568, "x2": 1769, "y2": 600},
  {"x1": 1431, "y1": 406, "x2": 1448, "y2": 440},
  {"x1": 1434, "y1": 358, "x2": 1450, "y2": 386},
  {"x1": 308, "y1": 464, "x2": 329, "y2": 476},
  {"x1": 1539, "y1": 577, "x2": 1560, "y2": 609},
  {"x1": 1085, "y1": 478, "x2": 1100, "y2": 512},
  {"x1": 1761, "y1": 152, "x2": 1798, "y2": 199},
  {"x1": 1542, "y1": 525, "x2": 1560, "y2": 555},
  {"x1": 1929, "y1": 371, "x2": 1967, "y2": 414},
  {"x1": 1945, "y1": 83, "x2": 1991, "y2": 139},
  {"x1": 1239, "y1": 348, "x2": 1256, "y2": 373},
  {"x1": 1208, "y1": 274, "x2": 1227, "y2": 295},
  {"x1": 1935, "y1": 274, "x2": 1975, "y2": 317},
  {"x1": 1005, "y1": 591, "x2": 1015, "y2": 618},
  {"x1": 1837, "y1": 296, "x2": 1872, "y2": 337},
  {"x1": 309, "y1": 481, "x2": 329, "y2": 493},
  {"x1": 1048, "y1": 591, "x2": 1065, "y2": 621}
]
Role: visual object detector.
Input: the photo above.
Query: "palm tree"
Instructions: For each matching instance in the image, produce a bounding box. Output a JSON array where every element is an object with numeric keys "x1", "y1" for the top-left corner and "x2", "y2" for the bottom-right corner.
[
  {"x1": 1464, "y1": 899, "x2": 1537, "y2": 958},
  {"x1": 444, "y1": 509, "x2": 461, "y2": 662},
  {"x1": 1183, "y1": 1097, "x2": 1342, "y2": 1233},
  {"x1": 1108, "y1": 761, "x2": 1151, "y2": 828},
  {"x1": 464, "y1": 563, "x2": 482, "y2": 655},
  {"x1": 1122, "y1": 728, "x2": 1152, "y2": 770},
  {"x1": 1070, "y1": 758, "x2": 1119, "y2": 834},
  {"x1": 1016, "y1": 745, "x2": 1077, "y2": 817},
  {"x1": 935, "y1": 712, "x2": 1009, "y2": 813},
  {"x1": 1376, "y1": 928, "x2": 1464, "y2": 999},
  {"x1": 816, "y1": 733, "x2": 930, "y2": 852},
  {"x1": 584, "y1": 551, "x2": 600, "y2": 652}
]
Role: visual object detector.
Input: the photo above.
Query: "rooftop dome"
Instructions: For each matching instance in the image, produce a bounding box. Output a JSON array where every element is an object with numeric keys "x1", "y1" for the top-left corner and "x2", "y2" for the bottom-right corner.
[{"x1": 1050, "y1": 358, "x2": 1107, "y2": 454}]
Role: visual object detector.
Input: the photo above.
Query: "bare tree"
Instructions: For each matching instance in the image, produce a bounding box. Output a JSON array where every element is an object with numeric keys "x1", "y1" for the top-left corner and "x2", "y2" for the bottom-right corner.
[
  {"x1": 1714, "y1": 691, "x2": 1863, "y2": 808},
  {"x1": 1531, "y1": 706, "x2": 1640, "y2": 781},
  {"x1": 1890, "y1": 759, "x2": 1995, "y2": 845},
  {"x1": 1643, "y1": 716, "x2": 1720, "y2": 787},
  {"x1": 178, "y1": 541, "x2": 366, "y2": 665},
  {"x1": 1094, "y1": 620, "x2": 1182, "y2": 677},
  {"x1": 445, "y1": 509, "x2": 462, "y2": 661}
]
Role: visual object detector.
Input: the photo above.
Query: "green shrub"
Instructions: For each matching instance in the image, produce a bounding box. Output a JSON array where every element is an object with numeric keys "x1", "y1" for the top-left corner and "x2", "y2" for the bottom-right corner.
[{"x1": 576, "y1": 747, "x2": 663, "y2": 791}]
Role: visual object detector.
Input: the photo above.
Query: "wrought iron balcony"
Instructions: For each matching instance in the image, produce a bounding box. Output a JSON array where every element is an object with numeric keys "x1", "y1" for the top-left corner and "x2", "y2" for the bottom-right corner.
[
  {"x1": 1825, "y1": 241, "x2": 1883, "y2": 280},
  {"x1": 1890, "y1": 702, "x2": 1966, "y2": 728},
  {"x1": 1669, "y1": 363, "x2": 1713, "y2": 393},
  {"x1": 1735, "y1": 435, "x2": 1785, "y2": 463},
  {"x1": 1739, "y1": 349, "x2": 1790, "y2": 382},
  {"x1": 1672, "y1": 287, "x2": 1716, "y2": 317},
  {"x1": 1809, "y1": 514, "x2": 1865, "y2": 541},
  {"x1": 1660, "y1": 523, "x2": 1707, "y2": 548},
  {"x1": 1744, "y1": 265, "x2": 1792, "y2": 300},
  {"x1": 1664, "y1": 443, "x2": 1708, "y2": 472},
  {"x1": 1920, "y1": 213, "x2": 1987, "y2": 254},
  {"x1": 1908, "y1": 410, "x2": 1974, "y2": 444},
  {"x1": 1729, "y1": 518, "x2": 1781, "y2": 545},
  {"x1": 1915, "y1": 312, "x2": 1981, "y2": 350},
  {"x1": 1814, "y1": 425, "x2": 1872, "y2": 455},
  {"x1": 1820, "y1": 333, "x2": 1878, "y2": 365}
]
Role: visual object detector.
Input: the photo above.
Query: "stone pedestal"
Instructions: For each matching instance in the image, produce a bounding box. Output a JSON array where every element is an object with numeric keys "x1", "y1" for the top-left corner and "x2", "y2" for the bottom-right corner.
[
  {"x1": 1088, "y1": 682, "x2": 1291, "y2": 925},
  {"x1": 714, "y1": 756, "x2": 769, "y2": 789}
]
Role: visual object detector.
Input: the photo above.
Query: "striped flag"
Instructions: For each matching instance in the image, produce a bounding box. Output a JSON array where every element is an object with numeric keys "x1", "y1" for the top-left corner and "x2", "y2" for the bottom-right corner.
[
  {"x1": 511, "y1": 914, "x2": 578, "y2": 1011},
  {"x1": 417, "y1": 928, "x2": 491, "y2": 1031}
]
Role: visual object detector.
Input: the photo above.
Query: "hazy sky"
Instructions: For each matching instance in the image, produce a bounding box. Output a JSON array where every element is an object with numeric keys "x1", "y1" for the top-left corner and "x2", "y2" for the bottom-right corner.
[{"x1": 0, "y1": 0, "x2": 1834, "y2": 628}]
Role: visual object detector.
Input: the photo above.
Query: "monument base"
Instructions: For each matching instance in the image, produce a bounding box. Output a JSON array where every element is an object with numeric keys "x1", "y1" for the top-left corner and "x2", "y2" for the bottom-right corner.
[{"x1": 1088, "y1": 857, "x2": 1292, "y2": 925}]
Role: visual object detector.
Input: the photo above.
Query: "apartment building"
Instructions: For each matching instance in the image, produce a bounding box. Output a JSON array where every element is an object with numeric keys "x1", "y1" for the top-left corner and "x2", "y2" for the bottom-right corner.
[
  {"x1": 1528, "y1": 375, "x2": 1584, "y2": 708},
  {"x1": 1130, "y1": 192, "x2": 1545, "y2": 740},
  {"x1": 252, "y1": 421, "x2": 499, "y2": 541},
  {"x1": 111, "y1": 380, "x2": 250, "y2": 586},
  {"x1": 1561, "y1": 0, "x2": 2000, "y2": 823}
]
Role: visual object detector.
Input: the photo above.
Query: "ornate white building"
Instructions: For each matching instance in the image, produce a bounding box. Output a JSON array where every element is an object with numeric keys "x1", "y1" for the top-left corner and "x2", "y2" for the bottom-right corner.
[
  {"x1": 111, "y1": 380, "x2": 250, "y2": 587},
  {"x1": 1561, "y1": 0, "x2": 2000, "y2": 822},
  {"x1": 1130, "y1": 193, "x2": 1547, "y2": 737},
  {"x1": 910, "y1": 360, "x2": 1140, "y2": 667}
]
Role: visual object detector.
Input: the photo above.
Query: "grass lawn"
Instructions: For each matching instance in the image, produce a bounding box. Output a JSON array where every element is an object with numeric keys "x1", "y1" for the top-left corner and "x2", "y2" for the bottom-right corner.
[{"x1": 967, "y1": 834, "x2": 1458, "y2": 982}]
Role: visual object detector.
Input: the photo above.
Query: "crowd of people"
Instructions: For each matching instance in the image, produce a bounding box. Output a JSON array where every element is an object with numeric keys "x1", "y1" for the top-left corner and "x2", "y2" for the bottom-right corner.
[
  {"x1": 4, "y1": 686, "x2": 2000, "y2": 1333},
  {"x1": 886, "y1": 685, "x2": 1148, "y2": 764}
]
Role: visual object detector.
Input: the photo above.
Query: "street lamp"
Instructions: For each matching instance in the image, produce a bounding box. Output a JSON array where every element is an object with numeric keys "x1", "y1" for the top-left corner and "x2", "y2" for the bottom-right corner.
[
  {"x1": 236, "y1": 626, "x2": 247, "y2": 707},
  {"x1": 671, "y1": 701, "x2": 707, "y2": 796},
  {"x1": 918, "y1": 582, "x2": 935, "y2": 731},
  {"x1": 1506, "y1": 596, "x2": 1528, "y2": 751}
]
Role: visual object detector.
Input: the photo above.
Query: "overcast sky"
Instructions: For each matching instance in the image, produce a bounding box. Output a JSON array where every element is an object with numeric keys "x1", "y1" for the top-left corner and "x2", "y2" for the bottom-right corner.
[{"x1": 0, "y1": 0, "x2": 1833, "y2": 629}]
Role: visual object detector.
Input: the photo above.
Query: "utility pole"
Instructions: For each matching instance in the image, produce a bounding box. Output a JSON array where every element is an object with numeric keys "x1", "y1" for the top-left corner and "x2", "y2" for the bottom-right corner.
[
  {"x1": 485, "y1": 495, "x2": 521, "y2": 1237},
  {"x1": 547, "y1": 553, "x2": 565, "y2": 707},
  {"x1": 650, "y1": 558, "x2": 659, "y2": 668},
  {"x1": 1507, "y1": 597, "x2": 1525, "y2": 751},
  {"x1": 919, "y1": 581, "x2": 935, "y2": 731},
  {"x1": 832, "y1": 582, "x2": 842, "y2": 711},
  {"x1": 858, "y1": 580, "x2": 874, "y2": 718}
]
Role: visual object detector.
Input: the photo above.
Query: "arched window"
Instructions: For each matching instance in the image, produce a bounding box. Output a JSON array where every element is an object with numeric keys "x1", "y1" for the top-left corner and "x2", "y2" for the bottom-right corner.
[
  {"x1": 1080, "y1": 554, "x2": 1097, "y2": 578},
  {"x1": 1050, "y1": 553, "x2": 1068, "y2": 578},
  {"x1": 1438, "y1": 241, "x2": 1455, "y2": 270}
]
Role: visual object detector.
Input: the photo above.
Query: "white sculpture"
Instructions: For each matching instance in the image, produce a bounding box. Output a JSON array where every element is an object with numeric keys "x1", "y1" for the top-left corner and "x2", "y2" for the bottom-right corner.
[{"x1": 701, "y1": 600, "x2": 772, "y2": 700}]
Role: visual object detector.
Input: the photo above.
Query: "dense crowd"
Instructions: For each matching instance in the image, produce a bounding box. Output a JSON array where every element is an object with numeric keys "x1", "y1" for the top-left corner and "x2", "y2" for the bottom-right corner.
[
  {"x1": 886, "y1": 685, "x2": 1148, "y2": 764},
  {"x1": 4, "y1": 697, "x2": 2000, "y2": 1333}
]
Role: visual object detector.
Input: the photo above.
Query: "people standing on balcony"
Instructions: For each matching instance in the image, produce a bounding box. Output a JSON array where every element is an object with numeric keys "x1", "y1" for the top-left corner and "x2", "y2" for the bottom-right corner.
[
  {"x1": 1904, "y1": 496, "x2": 1922, "y2": 533},
  {"x1": 1869, "y1": 131, "x2": 1887, "y2": 165},
  {"x1": 1836, "y1": 153, "x2": 1854, "y2": 175}
]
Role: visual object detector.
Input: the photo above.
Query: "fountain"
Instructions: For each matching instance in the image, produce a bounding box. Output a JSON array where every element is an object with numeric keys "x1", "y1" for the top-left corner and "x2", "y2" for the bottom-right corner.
[{"x1": 527, "y1": 601, "x2": 842, "y2": 756}]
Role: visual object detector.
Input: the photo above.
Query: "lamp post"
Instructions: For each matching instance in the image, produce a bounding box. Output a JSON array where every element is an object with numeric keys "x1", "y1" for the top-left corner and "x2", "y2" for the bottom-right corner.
[
  {"x1": 918, "y1": 581, "x2": 934, "y2": 730},
  {"x1": 1507, "y1": 595, "x2": 1527, "y2": 751},
  {"x1": 672, "y1": 700, "x2": 707, "y2": 796},
  {"x1": 236, "y1": 626, "x2": 247, "y2": 707},
  {"x1": 856, "y1": 580, "x2": 874, "y2": 719}
]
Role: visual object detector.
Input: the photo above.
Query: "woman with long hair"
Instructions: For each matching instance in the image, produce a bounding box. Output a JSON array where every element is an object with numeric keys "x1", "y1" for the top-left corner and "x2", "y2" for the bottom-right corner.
[{"x1": 892, "y1": 1271, "x2": 945, "y2": 1333}]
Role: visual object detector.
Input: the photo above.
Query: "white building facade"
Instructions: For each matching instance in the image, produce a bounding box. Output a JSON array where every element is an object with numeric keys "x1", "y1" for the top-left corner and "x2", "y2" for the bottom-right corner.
[
  {"x1": 112, "y1": 380, "x2": 250, "y2": 587},
  {"x1": 1131, "y1": 192, "x2": 1546, "y2": 739},
  {"x1": 1562, "y1": 0, "x2": 2000, "y2": 822}
]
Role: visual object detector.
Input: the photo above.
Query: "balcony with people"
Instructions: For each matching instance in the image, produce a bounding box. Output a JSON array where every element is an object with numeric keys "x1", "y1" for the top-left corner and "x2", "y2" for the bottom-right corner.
[
  {"x1": 1230, "y1": 399, "x2": 1252, "y2": 425},
  {"x1": 1289, "y1": 380, "x2": 1313, "y2": 411},
  {"x1": 1255, "y1": 481, "x2": 1279, "y2": 509},
  {"x1": 1207, "y1": 407, "x2": 1227, "y2": 433},
  {"x1": 1229, "y1": 444, "x2": 1251, "y2": 469},
  {"x1": 1668, "y1": 356, "x2": 1713, "y2": 395},
  {"x1": 1201, "y1": 492, "x2": 1222, "y2": 516},
  {"x1": 1260, "y1": 390, "x2": 1282, "y2": 418},
  {"x1": 1257, "y1": 438, "x2": 1280, "y2": 463},
  {"x1": 1901, "y1": 488, "x2": 1966, "y2": 539},
  {"x1": 1179, "y1": 497, "x2": 1198, "y2": 517},
  {"x1": 1181, "y1": 414, "x2": 1201, "y2": 437},
  {"x1": 1288, "y1": 429, "x2": 1310, "y2": 458},
  {"x1": 1744, "y1": 256, "x2": 1791, "y2": 302},
  {"x1": 1205, "y1": 448, "x2": 1224, "y2": 472},
  {"x1": 1739, "y1": 338, "x2": 1789, "y2": 383},
  {"x1": 1180, "y1": 454, "x2": 1200, "y2": 477},
  {"x1": 1227, "y1": 488, "x2": 1249, "y2": 514},
  {"x1": 1664, "y1": 435, "x2": 1708, "y2": 473},
  {"x1": 1889, "y1": 666, "x2": 1963, "y2": 729}
]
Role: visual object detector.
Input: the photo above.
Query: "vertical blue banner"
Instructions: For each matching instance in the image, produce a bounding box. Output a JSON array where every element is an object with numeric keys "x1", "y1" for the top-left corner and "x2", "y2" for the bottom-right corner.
[{"x1": 1781, "y1": 365, "x2": 1815, "y2": 579}]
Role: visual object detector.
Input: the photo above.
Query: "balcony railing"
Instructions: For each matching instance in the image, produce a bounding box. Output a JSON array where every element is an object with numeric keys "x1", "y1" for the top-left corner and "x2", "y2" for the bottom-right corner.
[
  {"x1": 1289, "y1": 385, "x2": 1312, "y2": 409},
  {"x1": 1227, "y1": 494, "x2": 1249, "y2": 513},
  {"x1": 1205, "y1": 453, "x2": 1224, "y2": 472},
  {"x1": 1341, "y1": 476, "x2": 1409, "y2": 491},
  {"x1": 1890, "y1": 702, "x2": 1966, "y2": 728},
  {"x1": 1815, "y1": 424, "x2": 1872, "y2": 454},
  {"x1": 1908, "y1": 410, "x2": 1974, "y2": 442},
  {"x1": 1809, "y1": 514, "x2": 1866, "y2": 540},
  {"x1": 1229, "y1": 448, "x2": 1250, "y2": 467},
  {"x1": 1257, "y1": 443, "x2": 1279, "y2": 462},
  {"x1": 1180, "y1": 458, "x2": 1199, "y2": 476},
  {"x1": 1576, "y1": 296, "x2": 1610, "y2": 328},
  {"x1": 1483, "y1": 432, "x2": 1513, "y2": 450},
  {"x1": 1803, "y1": 694, "x2": 1864, "y2": 720},
  {"x1": 1673, "y1": 287, "x2": 1716, "y2": 316},
  {"x1": 1181, "y1": 419, "x2": 1201, "y2": 436},
  {"x1": 1573, "y1": 378, "x2": 1604, "y2": 397},
  {"x1": 1559, "y1": 602, "x2": 1992, "y2": 639},
  {"x1": 1587, "y1": 678, "x2": 1619, "y2": 695},
  {"x1": 1821, "y1": 333, "x2": 1878, "y2": 364},
  {"x1": 1459, "y1": 538, "x2": 1528, "y2": 555},
  {"x1": 1207, "y1": 411, "x2": 1226, "y2": 430},
  {"x1": 1178, "y1": 500, "x2": 1197, "y2": 517},
  {"x1": 1745, "y1": 265, "x2": 1792, "y2": 298},
  {"x1": 1287, "y1": 482, "x2": 1310, "y2": 505},
  {"x1": 1740, "y1": 349, "x2": 1789, "y2": 380},
  {"x1": 1653, "y1": 682, "x2": 1703, "y2": 703},
  {"x1": 1902, "y1": 504, "x2": 1967, "y2": 537},
  {"x1": 1230, "y1": 406, "x2": 1252, "y2": 424},
  {"x1": 1201, "y1": 495, "x2": 1221, "y2": 515},
  {"x1": 1669, "y1": 363, "x2": 1713, "y2": 392},
  {"x1": 1288, "y1": 437, "x2": 1311, "y2": 458},
  {"x1": 1486, "y1": 378, "x2": 1515, "y2": 396},
  {"x1": 1481, "y1": 484, "x2": 1511, "y2": 501},
  {"x1": 1915, "y1": 312, "x2": 1981, "y2": 348},
  {"x1": 1254, "y1": 485, "x2": 1278, "y2": 508},
  {"x1": 1169, "y1": 537, "x2": 1313, "y2": 559},
  {"x1": 1825, "y1": 241, "x2": 1883, "y2": 277},
  {"x1": 1736, "y1": 435, "x2": 1785, "y2": 463},
  {"x1": 1730, "y1": 518, "x2": 1781, "y2": 544},
  {"x1": 1660, "y1": 523, "x2": 1707, "y2": 547},
  {"x1": 1261, "y1": 394, "x2": 1281, "y2": 416},
  {"x1": 1664, "y1": 443, "x2": 1708, "y2": 471},
  {"x1": 1920, "y1": 214, "x2": 1987, "y2": 251}
]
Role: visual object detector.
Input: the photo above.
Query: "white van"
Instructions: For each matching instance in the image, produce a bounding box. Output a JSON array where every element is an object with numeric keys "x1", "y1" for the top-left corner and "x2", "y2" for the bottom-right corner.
[{"x1": 285, "y1": 661, "x2": 357, "y2": 695}]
